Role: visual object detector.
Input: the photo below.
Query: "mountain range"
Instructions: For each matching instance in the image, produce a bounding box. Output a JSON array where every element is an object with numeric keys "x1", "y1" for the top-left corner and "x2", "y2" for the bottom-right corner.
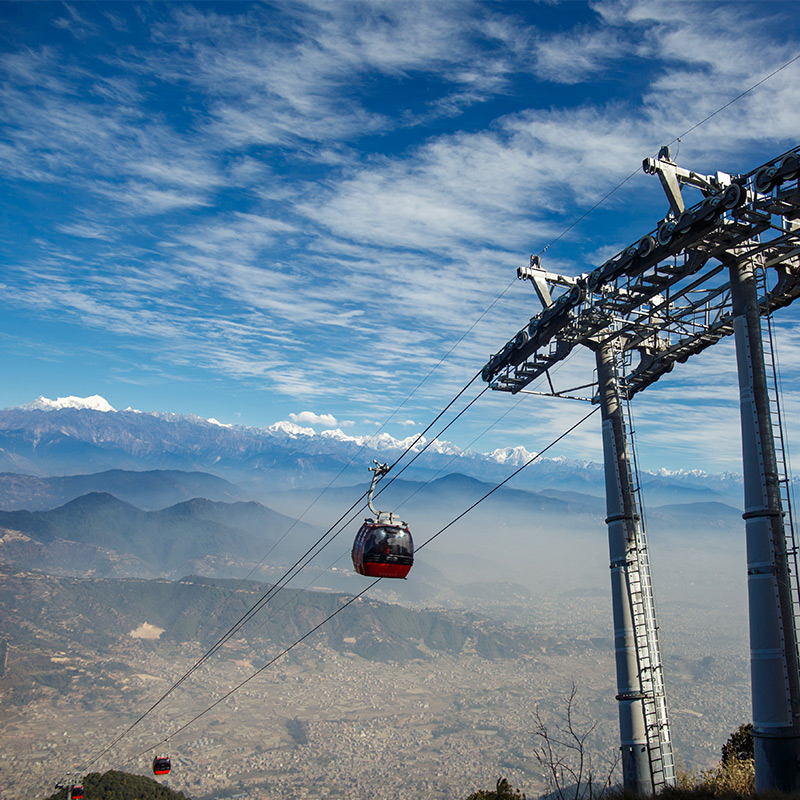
[
  {"x1": 0, "y1": 464, "x2": 747, "y2": 619},
  {"x1": 0, "y1": 468, "x2": 247, "y2": 511},
  {"x1": 0, "y1": 395, "x2": 745, "y2": 504},
  {"x1": 0, "y1": 394, "x2": 751, "y2": 622},
  {"x1": 0, "y1": 490, "x2": 322, "y2": 580}
]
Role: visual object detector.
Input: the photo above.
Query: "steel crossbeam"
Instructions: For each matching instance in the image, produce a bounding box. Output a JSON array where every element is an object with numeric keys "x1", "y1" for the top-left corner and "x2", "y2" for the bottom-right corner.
[{"x1": 482, "y1": 146, "x2": 800, "y2": 398}]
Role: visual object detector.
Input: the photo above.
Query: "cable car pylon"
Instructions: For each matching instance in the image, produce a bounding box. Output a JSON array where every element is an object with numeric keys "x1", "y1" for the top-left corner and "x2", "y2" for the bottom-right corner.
[
  {"x1": 728, "y1": 251, "x2": 800, "y2": 790},
  {"x1": 480, "y1": 143, "x2": 800, "y2": 793},
  {"x1": 593, "y1": 340, "x2": 674, "y2": 792}
]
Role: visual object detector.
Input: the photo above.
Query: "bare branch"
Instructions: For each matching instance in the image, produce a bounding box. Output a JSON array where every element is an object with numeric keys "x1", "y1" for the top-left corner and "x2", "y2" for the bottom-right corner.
[{"x1": 529, "y1": 683, "x2": 619, "y2": 800}]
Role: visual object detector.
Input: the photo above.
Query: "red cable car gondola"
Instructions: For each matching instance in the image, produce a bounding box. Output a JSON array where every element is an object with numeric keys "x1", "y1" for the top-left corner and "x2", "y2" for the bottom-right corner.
[
  {"x1": 352, "y1": 462, "x2": 414, "y2": 579},
  {"x1": 352, "y1": 518, "x2": 414, "y2": 578},
  {"x1": 152, "y1": 756, "x2": 171, "y2": 776},
  {"x1": 71, "y1": 785, "x2": 84, "y2": 799}
]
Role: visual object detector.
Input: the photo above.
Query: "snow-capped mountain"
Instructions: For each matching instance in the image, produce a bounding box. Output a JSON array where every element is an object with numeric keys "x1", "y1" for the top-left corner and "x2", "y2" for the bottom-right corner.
[
  {"x1": 488, "y1": 446, "x2": 537, "y2": 466},
  {"x1": 0, "y1": 395, "x2": 743, "y2": 501},
  {"x1": 20, "y1": 394, "x2": 116, "y2": 412}
]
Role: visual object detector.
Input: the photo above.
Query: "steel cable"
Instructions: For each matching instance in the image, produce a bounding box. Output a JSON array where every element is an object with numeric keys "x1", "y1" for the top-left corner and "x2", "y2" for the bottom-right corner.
[
  {"x1": 72, "y1": 47, "x2": 800, "y2": 781},
  {"x1": 125, "y1": 404, "x2": 600, "y2": 763},
  {"x1": 80, "y1": 370, "x2": 487, "y2": 772}
]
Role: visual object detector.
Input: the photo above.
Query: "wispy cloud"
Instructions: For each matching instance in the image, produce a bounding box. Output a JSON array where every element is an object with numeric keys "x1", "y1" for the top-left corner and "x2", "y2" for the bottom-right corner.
[
  {"x1": 1, "y1": 0, "x2": 799, "y2": 472},
  {"x1": 532, "y1": 26, "x2": 624, "y2": 84},
  {"x1": 51, "y1": 3, "x2": 100, "y2": 41}
]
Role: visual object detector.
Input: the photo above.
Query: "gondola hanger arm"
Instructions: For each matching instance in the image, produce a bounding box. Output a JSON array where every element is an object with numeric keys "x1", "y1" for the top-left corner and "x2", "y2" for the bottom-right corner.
[{"x1": 367, "y1": 461, "x2": 389, "y2": 518}]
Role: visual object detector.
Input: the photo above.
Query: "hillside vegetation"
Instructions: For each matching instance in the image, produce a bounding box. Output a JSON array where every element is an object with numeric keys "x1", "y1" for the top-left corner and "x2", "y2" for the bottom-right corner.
[
  {"x1": 48, "y1": 771, "x2": 187, "y2": 800},
  {"x1": 0, "y1": 568, "x2": 550, "y2": 689}
]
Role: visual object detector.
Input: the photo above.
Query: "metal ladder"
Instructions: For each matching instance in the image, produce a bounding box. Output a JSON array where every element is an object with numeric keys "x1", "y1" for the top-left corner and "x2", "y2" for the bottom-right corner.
[
  {"x1": 616, "y1": 350, "x2": 677, "y2": 790},
  {"x1": 760, "y1": 269, "x2": 800, "y2": 652}
]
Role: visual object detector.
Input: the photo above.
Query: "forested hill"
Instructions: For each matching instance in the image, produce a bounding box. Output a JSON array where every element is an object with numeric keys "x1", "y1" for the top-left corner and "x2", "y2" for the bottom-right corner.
[
  {"x1": 48, "y1": 770, "x2": 189, "y2": 800},
  {"x1": 0, "y1": 568, "x2": 551, "y2": 667}
]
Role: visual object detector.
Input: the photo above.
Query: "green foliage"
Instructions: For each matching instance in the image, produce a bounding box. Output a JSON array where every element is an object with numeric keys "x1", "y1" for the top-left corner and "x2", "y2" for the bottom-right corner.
[
  {"x1": 2, "y1": 566, "x2": 532, "y2": 663},
  {"x1": 667, "y1": 724, "x2": 756, "y2": 798},
  {"x1": 465, "y1": 776, "x2": 526, "y2": 800},
  {"x1": 47, "y1": 770, "x2": 189, "y2": 800},
  {"x1": 721, "y1": 724, "x2": 754, "y2": 765}
]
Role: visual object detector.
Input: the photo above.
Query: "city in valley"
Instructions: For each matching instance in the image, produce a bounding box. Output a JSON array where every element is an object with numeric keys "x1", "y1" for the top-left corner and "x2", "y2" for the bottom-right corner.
[{"x1": 1, "y1": 569, "x2": 750, "y2": 800}]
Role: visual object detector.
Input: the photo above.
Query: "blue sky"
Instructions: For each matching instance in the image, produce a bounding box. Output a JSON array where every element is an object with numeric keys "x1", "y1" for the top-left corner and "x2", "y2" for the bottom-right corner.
[{"x1": 1, "y1": 0, "x2": 799, "y2": 474}]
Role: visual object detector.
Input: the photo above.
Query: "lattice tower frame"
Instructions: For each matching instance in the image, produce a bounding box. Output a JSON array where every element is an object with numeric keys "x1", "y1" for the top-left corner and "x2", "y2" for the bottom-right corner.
[{"x1": 481, "y1": 145, "x2": 800, "y2": 793}]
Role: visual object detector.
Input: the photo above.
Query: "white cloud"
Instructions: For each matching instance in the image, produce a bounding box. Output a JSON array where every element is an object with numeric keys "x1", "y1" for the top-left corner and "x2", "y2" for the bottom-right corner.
[
  {"x1": 55, "y1": 221, "x2": 115, "y2": 240},
  {"x1": 139, "y1": 0, "x2": 523, "y2": 150},
  {"x1": 52, "y1": 3, "x2": 100, "y2": 41},
  {"x1": 288, "y1": 411, "x2": 339, "y2": 428},
  {"x1": 532, "y1": 27, "x2": 623, "y2": 85}
]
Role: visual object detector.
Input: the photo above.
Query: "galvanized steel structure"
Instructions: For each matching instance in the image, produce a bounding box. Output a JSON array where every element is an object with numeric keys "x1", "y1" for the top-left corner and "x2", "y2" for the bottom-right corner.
[{"x1": 481, "y1": 145, "x2": 800, "y2": 793}]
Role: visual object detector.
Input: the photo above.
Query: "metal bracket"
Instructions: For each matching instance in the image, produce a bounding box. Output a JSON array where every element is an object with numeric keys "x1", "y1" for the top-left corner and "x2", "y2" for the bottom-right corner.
[
  {"x1": 643, "y1": 145, "x2": 732, "y2": 217},
  {"x1": 517, "y1": 254, "x2": 578, "y2": 309}
]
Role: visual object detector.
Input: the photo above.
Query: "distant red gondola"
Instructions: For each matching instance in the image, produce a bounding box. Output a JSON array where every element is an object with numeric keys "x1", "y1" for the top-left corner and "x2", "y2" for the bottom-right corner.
[
  {"x1": 71, "y1": 785, "x2": 84, "y2": 799},
  {"x1": 152, "y1": 756, "x2": 171, "y2": 776},
  {"x1": 351, "y1": 462, "x2": 414, "y2": 579}
]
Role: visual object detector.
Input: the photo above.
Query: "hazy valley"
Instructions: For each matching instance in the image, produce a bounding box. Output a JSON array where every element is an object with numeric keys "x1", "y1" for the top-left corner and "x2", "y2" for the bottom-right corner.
[
  {"x1": 0, "y1": 403, "x2": 755, "y2": 799},
  {"x1": 1, "y1": 567, "x2": 750, "y2": 800}
]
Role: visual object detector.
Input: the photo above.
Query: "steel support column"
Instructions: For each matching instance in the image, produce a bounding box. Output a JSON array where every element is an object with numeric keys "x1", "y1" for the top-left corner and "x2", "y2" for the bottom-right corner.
[
  {"x1": 595, "y1": 340, "x2": 652, "y2": 795},
  {"x1": 729, "y1": 256, "x2": 800, "y2": 791}
]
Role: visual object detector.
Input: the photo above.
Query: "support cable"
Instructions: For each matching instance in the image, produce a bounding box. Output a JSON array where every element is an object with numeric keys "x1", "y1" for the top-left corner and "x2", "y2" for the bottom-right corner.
[
  {"x1": 415, "y1": 405, "x2": 600, "y2": 552},
  {"x1": 208, "y1": 381, "x2": 527, "y2": 650},
  {"x1": 540, "y1": 51, "x2": 800, "y2": 257},
  {"x1": 77, "y1": 328, "x2": 583, "y2": 772},
  {"x1": 386, "y1": 352, "x2": 586, "y2": 517},
  {"x1": 274, "y1": 384, "x2": 494, "y2": 584},
  {"x1": 82, "y1": 55, "x2": 800, "y2": 774},
  {"x1": 665, "y1": 53, "x2": 800, "y2": 147},
  {"x1": 129, "y1": 579, "x2": 382, "y2": 761},
  {"x1": 238, "y1": 359, "x2": 585, "y2": 637},
  {"x1": 80, "y1": 370, "x2": 486, "y2": 772},
  {"x1": 125, "y1": 403, "x2": 601, "y2": 764},
  {"x1": 292, "y1": 386, "x2": 591, "y2": 601}
]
